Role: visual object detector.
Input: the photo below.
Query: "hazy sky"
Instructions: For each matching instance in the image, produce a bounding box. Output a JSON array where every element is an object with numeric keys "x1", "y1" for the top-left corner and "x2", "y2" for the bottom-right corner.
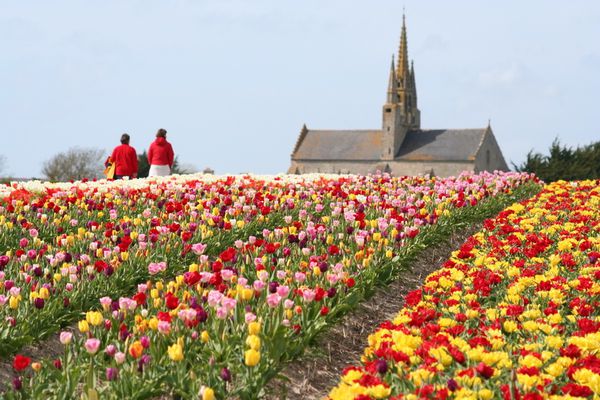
[{"x1": 1, "y1": 1, "x2": 599, "y2": 178}]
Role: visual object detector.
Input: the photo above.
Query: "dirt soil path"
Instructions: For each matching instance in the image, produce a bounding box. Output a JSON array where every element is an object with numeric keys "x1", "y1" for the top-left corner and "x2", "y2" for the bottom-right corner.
[{"x1": 0, "y1": 325, "x2": 73, "y2": 391}]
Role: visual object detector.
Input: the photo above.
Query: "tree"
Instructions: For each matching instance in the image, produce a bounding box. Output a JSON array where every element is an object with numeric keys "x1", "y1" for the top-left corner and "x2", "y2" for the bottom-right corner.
[
  {"x1": 514, "y1": 138, "x2": 600, "y2": 182},
  {"x1": 137, "y1": 152, "x2": 196, "y2": 178},
  {"x1": 137, "y1": 151, "x2": 151, "y2": 178},
  {"x1": 42, "y1": 147, "x2": 106, "y2": 182}
]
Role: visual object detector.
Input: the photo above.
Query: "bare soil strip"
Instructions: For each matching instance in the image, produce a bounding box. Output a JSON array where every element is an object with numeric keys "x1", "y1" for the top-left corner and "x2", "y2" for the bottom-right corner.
[
  {"x1": 0, "y1": 326, "x2": 68, "y2": 390},
  {"x1": 263, "y1": 223, "x2": 481, "y2": 400}
]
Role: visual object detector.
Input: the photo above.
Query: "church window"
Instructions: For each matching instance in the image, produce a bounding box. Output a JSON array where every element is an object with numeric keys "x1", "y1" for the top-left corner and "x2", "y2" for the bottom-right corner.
[{"x1": 385, "y1": 108, "x2": 391, "y2": 112}]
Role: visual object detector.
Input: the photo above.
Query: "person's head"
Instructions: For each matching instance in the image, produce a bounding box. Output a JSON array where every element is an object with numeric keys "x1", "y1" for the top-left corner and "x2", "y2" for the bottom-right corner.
[
  {"x1": 156, "y1": 128, "x2": 167, "y2": 138},
  {"x1": 121, "y1": 133, "x2": 130, "y2": 144}
]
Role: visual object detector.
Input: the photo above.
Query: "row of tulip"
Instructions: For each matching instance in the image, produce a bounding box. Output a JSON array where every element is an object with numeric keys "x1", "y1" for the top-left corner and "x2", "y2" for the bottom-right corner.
[
  {"x1": 327, "y1": 179, "x2": 600, "y2": 400},
  {"x1": 0, "y1": 174, "x2": 312, "y2": 355},
  {"x1": 0, "y1": 171, "x2": 537, "y2": 398}
]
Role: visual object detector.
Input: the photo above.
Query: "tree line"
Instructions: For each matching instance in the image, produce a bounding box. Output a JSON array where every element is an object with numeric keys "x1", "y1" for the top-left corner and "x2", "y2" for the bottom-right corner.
[
  {"x1": 38, "y1": 147, "x2": 196, "y2": 182},
  {"x1": 513, "y1": 138, "x2": 600, "y2": 182}
]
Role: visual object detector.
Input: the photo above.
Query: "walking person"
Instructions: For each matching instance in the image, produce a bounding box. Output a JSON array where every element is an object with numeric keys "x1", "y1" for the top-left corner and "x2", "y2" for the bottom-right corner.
[
  {"x1": 148, "y1": 128, "x2": 174, "y2": 177},
  {"x1": 109, "y1": 133, "x2": 138, "y2": 179}
]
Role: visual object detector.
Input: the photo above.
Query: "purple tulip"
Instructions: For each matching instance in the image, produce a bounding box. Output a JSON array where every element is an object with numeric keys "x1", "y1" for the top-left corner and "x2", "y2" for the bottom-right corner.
[
  {"x1": 327, "y1": 287, "x2": 337, "y2": 298},
  {"x1": 106, "y1": 367, "x2": 118, "y2": 381},
  {"x1": 319, "y1": 262, "x2": 328, "y2": 273},
  {"x1": 447, "y1": 379, "x2": 458, "y2": 392},
  {"x1": 375, "y1": 359, "x2": 387, "y2": 374},
  {"x1": 34, "y1": 297, "x2": 45, "y2": 309},
  {"x1": 220, "y1": 367, "x2": 232, "y2": 382},
  {"x1": 268, "y1": 281, "x2": 279, "y2": 294}
]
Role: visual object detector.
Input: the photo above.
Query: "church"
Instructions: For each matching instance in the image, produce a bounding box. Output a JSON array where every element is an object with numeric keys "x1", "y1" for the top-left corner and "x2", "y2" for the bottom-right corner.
[{"x1": 288, "y1": 15, "x2": 508, "y2": 177}]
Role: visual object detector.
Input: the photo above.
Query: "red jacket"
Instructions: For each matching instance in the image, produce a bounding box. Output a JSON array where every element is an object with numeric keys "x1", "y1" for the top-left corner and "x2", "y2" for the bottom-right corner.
[
  {"x1": 148, "y1": 137, "x2": 174, "y2": 167},
  {"x1": 110, "y1": 144, "x2": 138, "y2": 177}
]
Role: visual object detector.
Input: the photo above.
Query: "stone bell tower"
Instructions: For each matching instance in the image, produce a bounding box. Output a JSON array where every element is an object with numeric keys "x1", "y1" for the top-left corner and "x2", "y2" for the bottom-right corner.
[{"x1": 381, "y1": 14, "x2": 421, "y2": 161}]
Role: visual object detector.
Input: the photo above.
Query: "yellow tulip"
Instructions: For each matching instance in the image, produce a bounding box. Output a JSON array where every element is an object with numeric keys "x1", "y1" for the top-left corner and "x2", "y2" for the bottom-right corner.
[
  {"x1": 478, "y1": 389, "x2": 494, "y2": 400},
  {"x1": 246, "y1": 335, "x2": 261, "y2": 351},
  {"x1": 244, "y1": 349, "x2": 260, "y2": 367},
  {"x1": 168, "y1": 343, "x2": 184, "y2": 362},
  {"x1": 202, "y1": 388, "x2": 215, "y2": 400},
  {"x1": 241, "y1": 288, "x2": 254, "y2": 301},
  {"x1": 78, "y1": 320, "x2": 89, "y2": 333},
  {"x1": 201, "y1": 330, "x2": 210, "y2": 343},
  {"x1": 503, "y1": 320, "x2": 517, "y2": 333},
  {"x1": 86, "y1": 311, "x2": 104, "y2": 326},
  {"x1": 248, "y1": 322, "x2": 261, "y2": 335},
  {"x1": 148, "y1": 317, "x2": 159, "y2": 331}
]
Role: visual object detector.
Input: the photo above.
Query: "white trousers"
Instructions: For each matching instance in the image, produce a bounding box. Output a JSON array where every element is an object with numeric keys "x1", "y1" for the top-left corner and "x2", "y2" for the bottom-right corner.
[{"x1": 148, "y1": 164, "x2": 171, "y2": 177}]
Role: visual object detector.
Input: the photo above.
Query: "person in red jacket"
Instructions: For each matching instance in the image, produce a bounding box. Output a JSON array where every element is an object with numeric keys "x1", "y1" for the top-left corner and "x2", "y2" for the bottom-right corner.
[
  {"x1": 109, "y1": 133, "x2": 138, "y2": 179},
  {"x1": 148, "y1": 128, "x2": 174, "y2": 177}
]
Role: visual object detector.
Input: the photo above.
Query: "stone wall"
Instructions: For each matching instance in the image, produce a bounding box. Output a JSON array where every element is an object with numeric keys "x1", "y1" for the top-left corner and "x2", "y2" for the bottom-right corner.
[
  {"x1": 473, "y1": 130, "x2": 509, "y2": 172},
  {"x1": 288, "y1": 160, "x2": 477, "y2": 177},
  {"x1": 390, "y1": 160, "x2": 474, "y2": 177}
]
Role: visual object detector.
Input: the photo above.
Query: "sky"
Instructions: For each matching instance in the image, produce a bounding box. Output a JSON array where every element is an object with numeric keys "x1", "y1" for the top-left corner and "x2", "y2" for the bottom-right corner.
[{"x1": 1, "y1": 1, "x2": 599, "y2": 178}]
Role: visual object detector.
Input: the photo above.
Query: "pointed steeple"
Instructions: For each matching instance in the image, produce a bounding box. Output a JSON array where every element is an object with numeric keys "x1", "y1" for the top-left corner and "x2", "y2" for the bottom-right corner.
[
  {"x1": 396, "y1": 12, "x2": 410, "y2": 88},
  {"x1": 382, "y1": 11, "x2": 420, "y2": 132},
  {"x1": 387, "y1": 55, "x2": 399, "y2": 103},
  {"x1": 410, "y1": 60, "x2": 417, "y2": 102}
]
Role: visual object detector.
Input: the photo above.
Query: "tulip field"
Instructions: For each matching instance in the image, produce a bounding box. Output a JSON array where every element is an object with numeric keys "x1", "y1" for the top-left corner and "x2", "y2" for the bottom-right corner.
[
  {"x1": 328, "y1": 179, "x2": 600, "y2": 400},
  {"x1": 0, "y1": 172, "x2": 544, "y2": 399}
]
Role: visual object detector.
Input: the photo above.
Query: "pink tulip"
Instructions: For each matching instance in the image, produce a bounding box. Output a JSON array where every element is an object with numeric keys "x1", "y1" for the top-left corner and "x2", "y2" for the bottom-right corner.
[
  {"x1": 253, "y1": 280, "x2": 265, "y2": 292},
  {"x1": 216, "y1": 306, "x2": 228, "y2": 319},
  {"x1": 191, "y1": 243, "x2": 207, "y2": 255},
  {"x1": 59, "y1": 331, "x2": 72, "y2": 345},
  {"x1": 114, "y1": 352, "x2": 126, "y2": 364},
  {"x1": 157, "y1": 320, "x2": 171, "y2": 334},
  {"x1": 266, "y1": 293, "x2": 281, "y2": 308},
  {"x1": 105, "y1": 344, "x2": 117, "y2": 357},
  {"x1": 245, "y1": 312, "x2": 257, "y2": 323},
  {"x1": 85, "y1": 338, "x2": 101, "y2": 354},
  {"x1": 276, "y1": 285, "x2": 290, "y2": 298},
  {"x1": 100, "y1": 297, "x2": 112, "y2": 311},
  {"x1": 284, "y1": 299, "x2": 295, "y2": 309},
  {"x1": 302, "y1": 289, "x2": 316, "y2": 303}
]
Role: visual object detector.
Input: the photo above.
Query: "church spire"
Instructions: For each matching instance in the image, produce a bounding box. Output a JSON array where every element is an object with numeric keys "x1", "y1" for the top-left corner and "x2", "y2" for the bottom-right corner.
[
  {"x1": 410, "y1": 60, "x2": 417, "y2": 102},
  {"x1": 396, "y1": 12, "x2": 410, "y2": 88},
  {"x1": 387, "y1": 55, "x2": 399, "y2": 103}
]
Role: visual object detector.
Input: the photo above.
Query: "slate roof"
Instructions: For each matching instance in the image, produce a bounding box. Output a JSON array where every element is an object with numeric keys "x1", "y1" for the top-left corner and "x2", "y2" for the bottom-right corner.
[
  {"x1": 396, "y1": 129, "x2": 487, "y2": 161},
  {"x1": 292, "y1": 130, "x2": 383, "y2": 160},
  {"x1": 292, "y1": 128, "x2": 487, "y2": 162}
]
